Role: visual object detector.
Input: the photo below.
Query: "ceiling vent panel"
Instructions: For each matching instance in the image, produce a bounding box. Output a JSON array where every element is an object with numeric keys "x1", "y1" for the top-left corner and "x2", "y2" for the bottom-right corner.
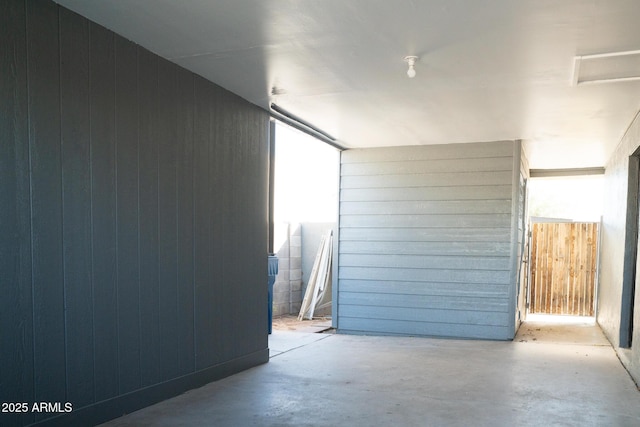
[{"x1": 572, "y1": 49, "x2": 640, "y2": 85}]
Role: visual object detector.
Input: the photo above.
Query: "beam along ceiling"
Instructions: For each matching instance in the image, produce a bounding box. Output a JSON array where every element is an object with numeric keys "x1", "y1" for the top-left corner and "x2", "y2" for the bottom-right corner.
[{"x1": 55, "y1": 0, "x2": 640, "y2": 169}]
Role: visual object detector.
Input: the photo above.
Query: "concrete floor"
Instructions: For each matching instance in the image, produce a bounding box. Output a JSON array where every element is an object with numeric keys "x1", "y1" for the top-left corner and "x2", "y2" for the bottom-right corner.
[{"x1": 100, "y1": 316, "x2": 640, "y2": 427}]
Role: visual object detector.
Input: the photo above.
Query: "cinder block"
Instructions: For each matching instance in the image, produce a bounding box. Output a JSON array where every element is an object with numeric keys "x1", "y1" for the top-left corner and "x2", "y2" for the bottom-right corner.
[
  {"x1": 290, "y1": 257, "x2": 302, "y2": 270},
  {"x1": 273, "y1": 288, "x2": 289, "y2": 298},
  {"x1": 290, "y1": 223, "x2": 302, "y2": 236},
  {"x1": 290, "y1": 235, "x2": 301, "y2": 247},
  {"x1": 277, "y1": 244, "x2": 290, "y2": 258},
  {"x1": 277, "y1": 257, "x2": 290, "y2": 271},
  {"x1": 273, "y1": 291, "x2": 289, "y2": 305},
  {"x1": 290, "y1": 245, "x2": 301, "y2": 257},
  {"x1": 276, "y1": 270, "x2": 289, "y2": 282},
  {"x1": 274, "y1": 272, "x2": 290, "y2": 284},
  {"x1": 291, "y1": 280, "x2": 302, "y2": 291},
  {"x1": 272, "y1": 303, "x2": 287, "y2": 317},
  {"x1": 290, "y1": 269, "x2": 302, "y2": 281},
  {"x1": 273, "y1": 282, "x2": 286, "y2": 293},
  {"x1": 290, "y1": 302, "x2": 302, "y2": 314}
]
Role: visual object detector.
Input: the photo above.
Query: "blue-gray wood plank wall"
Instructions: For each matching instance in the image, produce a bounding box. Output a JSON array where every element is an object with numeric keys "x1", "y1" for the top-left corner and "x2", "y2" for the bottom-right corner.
[
  {"x1": 0, "y1": 1, "x2": 269, "y2": 426},
  {"x1": 338, "y1": 141, "x2": 520, "y2": 340}
]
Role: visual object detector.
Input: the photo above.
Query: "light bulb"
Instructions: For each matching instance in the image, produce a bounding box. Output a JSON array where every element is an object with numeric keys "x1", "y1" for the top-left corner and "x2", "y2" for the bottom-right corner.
[{"x1": 404, "y1": 55, "x2": 418, "y2": 79}]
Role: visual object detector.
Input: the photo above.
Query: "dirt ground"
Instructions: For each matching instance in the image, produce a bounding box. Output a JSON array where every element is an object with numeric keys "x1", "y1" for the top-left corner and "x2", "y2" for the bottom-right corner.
[{"x1": 271, "y1": 314, "x2": 333, "y2": 333}]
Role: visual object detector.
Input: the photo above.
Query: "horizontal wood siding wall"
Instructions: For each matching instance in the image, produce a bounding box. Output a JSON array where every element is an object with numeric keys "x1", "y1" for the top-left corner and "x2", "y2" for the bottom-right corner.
[
  {"x1": 338, "y1": 141, "x2": 516, "y2": 339},
  {"x1": 0, "y1": 1, "x2": 269, "y2": 426}
]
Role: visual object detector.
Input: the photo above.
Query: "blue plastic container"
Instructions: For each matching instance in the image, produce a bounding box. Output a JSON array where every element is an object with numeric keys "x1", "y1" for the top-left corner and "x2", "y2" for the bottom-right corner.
[{"x1": 267, "y1": 254, "x2": 279, "y2": 334}]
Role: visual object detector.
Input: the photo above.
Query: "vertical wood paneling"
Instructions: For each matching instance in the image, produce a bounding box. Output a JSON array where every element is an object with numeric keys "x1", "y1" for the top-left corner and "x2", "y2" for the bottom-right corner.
[
  {"x1": 232, "y1": 100, "x2": 250, "y2": 356},
  {"x1": 114, "y1": 34, "x2": 142, "y2": 394},
  {"x1": 176, "y1": 67, "x2": 195, "y2": 375},
  {"x1": 138, "y1": 48, "x2": 161, "y2": 386},
  {"x1": 89, "y1": 19, "x2": 119, "y2": 401},
  {"x1": 193, "y1": 76, "x2": 214, "y2": 369},
  {"x1": 2, "y1": 1, "x2": 269, "y2": 424},
  {"x1": 586, "y1": 223, "x2": 595, "y2": 315},
  {"x1": 233, "y1": 110, "x2": 248, "y2": 350},
  {"x1": 26, "y1": 0, "x2": 66, "y2": 412},
  {"x1": 247, "y1": 108, "x2": 269, "y2": 350},
  {"x1": 158, "y1": 58, "x2": 179, "y2": 380},
  {"x1": 540, "y1": 223, "x2": 550, "y2": 311},
  {"x1": 530, "y1": 222, "x2": 598, "y2": 316},
  {"x1": 60, "y1": 7, "x2": 94, "y2": 408},
  {"x1": 241, "y1": 106, "x2": 266, "y2": 350},
  {"x1": 215, "y1": 92, "x2": 232, "y2": 360},
  {"x1": 0, "y1": 1, "x2": 34, "y2": 425}
]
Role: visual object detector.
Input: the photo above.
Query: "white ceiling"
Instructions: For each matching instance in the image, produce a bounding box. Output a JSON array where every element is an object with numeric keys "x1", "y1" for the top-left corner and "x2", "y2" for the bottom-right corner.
[{"x1": 55, "y1": 0, "x2": 640, "y2": 169}]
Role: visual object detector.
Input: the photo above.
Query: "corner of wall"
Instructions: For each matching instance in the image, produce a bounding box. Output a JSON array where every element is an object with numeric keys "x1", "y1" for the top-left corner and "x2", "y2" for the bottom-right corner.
[
  {"x1": 598, "y1": 108, "x2": 640, "y2": 363},
  {"x1": 508, "y1": 140, "x2": 523, "y2": 339}
]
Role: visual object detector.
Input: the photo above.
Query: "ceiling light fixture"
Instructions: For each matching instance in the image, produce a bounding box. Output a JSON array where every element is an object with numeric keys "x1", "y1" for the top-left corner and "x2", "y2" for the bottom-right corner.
[{"x1": 404, "y1": 55, "x2": 418, "y2": 78}]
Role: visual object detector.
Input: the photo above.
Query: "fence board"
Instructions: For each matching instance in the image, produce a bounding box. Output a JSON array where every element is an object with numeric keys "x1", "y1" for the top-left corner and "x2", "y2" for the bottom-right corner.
[{"x1": 529, "y1": 222, "x2": 597, "y2": 316}]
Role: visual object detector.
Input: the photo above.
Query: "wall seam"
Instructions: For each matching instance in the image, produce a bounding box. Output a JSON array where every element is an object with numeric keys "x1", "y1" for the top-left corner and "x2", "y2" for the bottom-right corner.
[
  {"x1": 191, "y1": 75, "x2": 197, "y2": 370},
  {"x1": 112, "y1": 29, "x2": 121, "y2": 395},
  {"x1": 57, "y1": 6, "x2": 70, "y2": 403},
  {"x1": 25, "y1": 0, "x2": 38, "y2": 407},
  {"x1": 136, "y1": 45, "x2": 143, "y2": 389},
  {"x1": 87, "y1": 18, "x2": 99, "y2": 407}
]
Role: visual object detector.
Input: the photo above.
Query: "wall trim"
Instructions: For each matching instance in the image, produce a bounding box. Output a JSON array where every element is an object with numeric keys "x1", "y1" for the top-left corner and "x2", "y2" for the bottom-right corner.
[
  {"x1": 508, "y1": 140, "x2": 522, "y2": 339},
  {"x1": 529, "y1": 167, "x2": 605, "y2": 178}
]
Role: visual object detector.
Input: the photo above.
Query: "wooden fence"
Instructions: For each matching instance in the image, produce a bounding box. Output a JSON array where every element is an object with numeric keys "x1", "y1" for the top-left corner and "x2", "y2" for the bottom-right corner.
[{"x1": 529, "y1": 222, "x2": 598, "y2": 316}]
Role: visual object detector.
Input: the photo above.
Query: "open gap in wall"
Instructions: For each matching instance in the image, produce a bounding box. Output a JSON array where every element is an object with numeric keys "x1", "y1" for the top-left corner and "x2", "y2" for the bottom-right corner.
[
  {"x1": 528, "y1": 175, "x2": 604, "y2": 223},
  {"x1": 620, "y1": 154, "x2": 640, "y2": 348},
  {"x1": 526, "y1": 175, "x2": 604, "y2": 320},
  {"x1": 269, "y1": 120, "x2": 340, "y2": 339}
]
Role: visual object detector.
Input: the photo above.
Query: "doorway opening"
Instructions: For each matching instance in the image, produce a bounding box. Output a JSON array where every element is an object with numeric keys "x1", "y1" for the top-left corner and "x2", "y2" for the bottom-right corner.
[
  {"x1": 269, "y1": 120, "x2": 340, "y2": 342},
  {"x1": 620, "y1": 153, "x2": 640, "y2": 348},
  {"x1": 526, "y1": 175, "x2": 604, "y2": 321}
]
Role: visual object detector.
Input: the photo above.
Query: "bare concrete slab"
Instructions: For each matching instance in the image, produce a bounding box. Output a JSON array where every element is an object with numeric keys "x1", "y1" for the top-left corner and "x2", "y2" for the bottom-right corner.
[
  {"x1": 100, "y1": 320, "x2": 640, "y2": 427},
  {"x1": 269, "y1": 330, "x2": 331, "y2": 358},
  {"x1": 269, "y1": 315, "x2": 333, "y2": 357}
]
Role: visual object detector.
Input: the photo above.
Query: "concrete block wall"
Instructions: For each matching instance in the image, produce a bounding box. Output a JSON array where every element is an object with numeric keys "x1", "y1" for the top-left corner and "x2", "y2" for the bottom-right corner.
[{"x1": 273, "y1": 223, "x2": 303, "y2": 316}]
